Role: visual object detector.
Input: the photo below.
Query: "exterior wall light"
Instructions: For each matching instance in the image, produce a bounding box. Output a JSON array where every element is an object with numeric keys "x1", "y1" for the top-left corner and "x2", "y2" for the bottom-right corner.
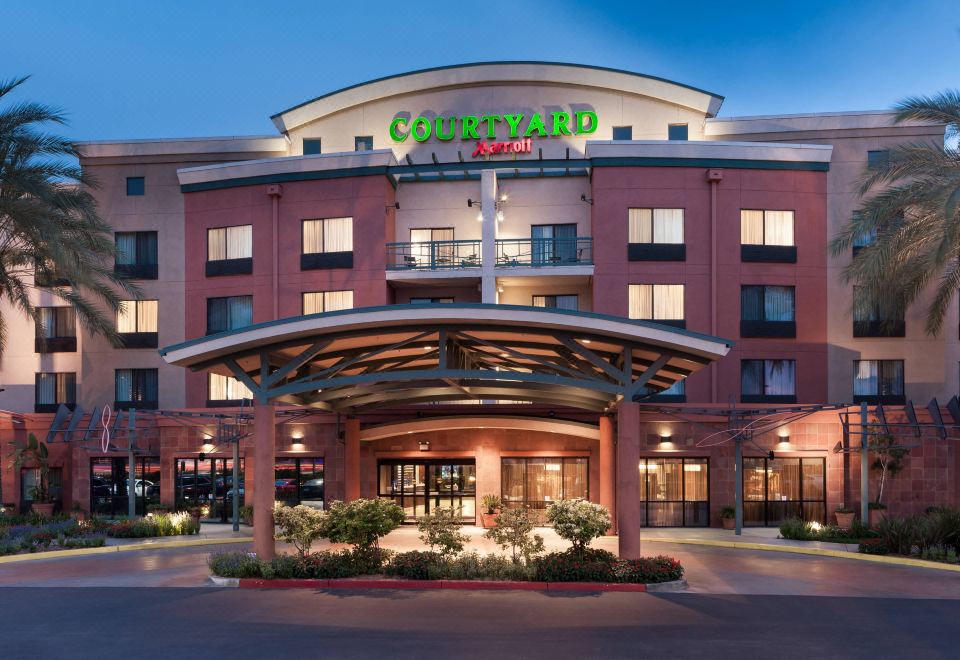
[
  {"x1": 659, "y1": 433, "x2": 672, "y2": 447},
  {"x1": 291, "y1": 442, "x2": 305, "y2": 452},
  {"x1": 418, "y1": 440, "x2": 431, "y2": 451}
]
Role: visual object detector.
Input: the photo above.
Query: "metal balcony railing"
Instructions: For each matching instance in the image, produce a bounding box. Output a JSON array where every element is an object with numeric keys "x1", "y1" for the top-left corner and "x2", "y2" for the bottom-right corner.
[
  {"x1": 386, "y1": 239, "x2": 482, "y2": 270},
  {"x1": 495, "y1": 237, "x2": 593, "y2": 267}
]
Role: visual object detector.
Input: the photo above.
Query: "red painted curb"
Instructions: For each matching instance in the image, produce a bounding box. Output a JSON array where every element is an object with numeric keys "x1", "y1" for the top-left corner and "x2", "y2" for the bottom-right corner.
[{"x1": 237, "y1": 578, "x2": 651, "y2": 592}]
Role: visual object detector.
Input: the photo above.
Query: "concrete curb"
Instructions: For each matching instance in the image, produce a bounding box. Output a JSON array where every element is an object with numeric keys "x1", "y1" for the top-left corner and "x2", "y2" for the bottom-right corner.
[
  {"x1": 209, "y1": 576, "x2": 687, "y2": 592},
  {"x1": 645, "y1": 537, "x2": 960, "y2": 573},
  {"x1": 0, "y1": 536, "x2": 250, "y2": 564}
]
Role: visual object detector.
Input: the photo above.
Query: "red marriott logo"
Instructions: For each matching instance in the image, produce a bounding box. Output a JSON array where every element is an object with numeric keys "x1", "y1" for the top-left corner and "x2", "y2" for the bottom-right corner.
[{"x1": 472, "y1": 138, "x2": 532, "y2": 158}]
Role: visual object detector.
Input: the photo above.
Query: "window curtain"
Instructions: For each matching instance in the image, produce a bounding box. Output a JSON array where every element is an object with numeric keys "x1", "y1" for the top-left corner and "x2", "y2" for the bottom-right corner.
[
  {"x1": 628, "y1": 209, "x2": 652, "y2": 244},
  {"x1": 562, "y1": 458, "x2": 588, "y2": 500},
  {"x1": 880, "y1": 361, "x2": 904, "y2": 395},
  {"x1": 137, "y1": 300, "x2": 158, "y2": 332},
  {"x1": 740, "y1": 210, "x2": 764, "y2": 245},
  {"x1": 653, "y1": 209, "x2": 684, "y2": 243},
  {"x1": 553, "y1": 223, "x2": 577, "y2": 262},
  {"x1": 629, "y1": 284, "x2": 653, "y2": 320},
  {"x1": 227, "y1": 296, "x2": 253, "y2": 330},
  {"x1": 501, "y1": 459, "x2": 526, "y2": 504},
  {"x1": 741, "y1": 286, "x2": 763, "y2": 321},
  {"x1": 653, "y1": 284, "x2": 684, "y2": 320},
  {"x1": 58, "y1": 373, "x2": 75, "y2": 403},
  {"x1": 207, "y1": 298, "x2": 227, "y2": 334},
  {"x1": 131, "y1": 369, "x2": 158, "y2": 402},
  {"x1": 853, "y1": 227, "x2": 877, "y2": 249},
  {"x1": 764, "y1": 286, "x2": 795, "y2": 321},
  {"x1": 764, "y1": 211, "x2": 794, "y2": 246},
  {"x1": 36, "y1": 373, "x2": 56, "y2": 404},
  {"x1": 853, "y1": 360, "x2": 878, "y2": 396},
  {"x1": 741, "y1": 360, "x2": 763, "y2": 396},
  {"x1": 226, "y1": 225, "x2": 252, "y2": 259},
  {"x1": 432, "y1": 227, "x2": 454, "y2": 262},
  {"x1": 117, "y1": 301, "x2": 138, "y2": 333},
  {"x1": 303, "y1": 220, "x2": 323, "y2": 254},
  {"x1": 303, "y1": 292, "x2": 323, "y2": 315},
  {"x1": 324, "y1": 290, "x2": 353, "y2": 312},
  {"x1": 207, "y1": 228, "x2": 226, "y2": 261},
  {"x1": 323, "y1": 217, "x2": 353, "y2": 253},
  {"x1": 208, "y1": 373, "x2": 227, "y2": 400},
  {"x1": 138, "y1": 232, "x2": 158, "y2": 265},
  {"x1": 116, "y1": 233, "x2": 136, "y2": 265},
  {"x1": 533, "y1": 295, "x2": 578, "y2": 310},
  {"x1": 37, "y1": 308, "x2": 55, "y2": 338},
  {"x1": 115, "y1": 369, "x2": 133, "y2": 401},
  {"x1": 684, "y1": 459, "x2": 709, "y2": 501},
  {"x1": 765, "y1": 360, "x2": 795, "y2": 395}
]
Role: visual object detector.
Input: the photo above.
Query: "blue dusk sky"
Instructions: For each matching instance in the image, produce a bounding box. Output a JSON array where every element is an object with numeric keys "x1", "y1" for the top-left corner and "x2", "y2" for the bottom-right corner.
[{"x1": 2, "y1": 0, "x2": 958, "y2": 141}]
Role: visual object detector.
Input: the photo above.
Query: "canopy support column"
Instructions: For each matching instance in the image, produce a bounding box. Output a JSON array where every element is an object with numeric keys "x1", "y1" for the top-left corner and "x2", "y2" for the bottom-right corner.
[
  {"x1": 253, "y1": 401, "x2": 276, "y2": 559},
  {"x1": 345, "y1": 417, "x2": 361, "y2": 502},
  {"x1": 599, "y1": 414, "x2": 616, "y2": 534},
  {"x1": 616, "y1": 402, "x2": 642, "y2": 559}
]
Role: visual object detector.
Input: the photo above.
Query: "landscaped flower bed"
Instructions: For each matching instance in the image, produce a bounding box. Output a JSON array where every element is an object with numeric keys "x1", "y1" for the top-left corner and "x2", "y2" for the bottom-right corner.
[{"x1": 0, "y1": 515, "x2": 106, "y2": 555}]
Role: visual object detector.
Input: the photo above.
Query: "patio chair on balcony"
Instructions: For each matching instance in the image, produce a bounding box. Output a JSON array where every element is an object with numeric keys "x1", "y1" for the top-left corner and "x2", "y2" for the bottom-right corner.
[{"x1": 403, "y1": 255, "x2": 418, "y2": 268}]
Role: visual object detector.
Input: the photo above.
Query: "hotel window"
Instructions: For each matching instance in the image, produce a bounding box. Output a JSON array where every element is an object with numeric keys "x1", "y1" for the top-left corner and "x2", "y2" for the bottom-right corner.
[
  {"x1": 126, "y1": 177, "x2": 144, "y2": 196},
  {"x1": 116, "y1": 300, "x2": 159, "y2": 348},
  {"x1": 744, "y1": 457, "x2": 825, "y2": 526},
  {"x1": 853, "y1": 359, "x2": 905, "y2": 404},
  {"x1": 302, "y1": 217, "x2": 354, "y2": 269},
  {"x1": 612, "y1": 126, "x2": 632, "y2": 140},
  {"x1": 34, "y1": 258, "x2": 69, "y2": 287},
  {"x1": 115, "y1": 368, "x2": 158, "y2": 410},
  {"x1": 532, "y1": 294, "x2": 579, "y2": 311},
  {"x1": 741, "y1": 359, "x2": 796, "y2": 403},
  {"x1": 867, "y1": 150, "x2": 890, "y2": 169},
  {"x1": 35, "y1": 307, "x2": 76, "y2": 353},
  {"x1": 207, "y1": 373, "x2": 253, "y2": 405},
  {"x1": 115, "y1": 231, "x2": 158, "y2": 279},
  {"x1": 275, "y1": 458, "x2": 325, "y2": 509},
  {"x1": 853, "y1": 286, "x2": 905, "y2": 337},
  {"x1": 207, "y1": 295, "x2": 253, "y2": 335},
  {"x1": 206, "y1": 225, "x2": 253, "y2": 276},
  {"x1": 668, "y1": 124, "x2": 688, "y2": 141},
  {"x1": 531, "y1": 223, "x2": 581, "y2": 265},
  {"x1": 303, "y1": 138, "x2": 322, "y2": 155},
  {"x1": 355, "y1": 136, "x2": 373, "y2": 151},
  {"x1": 35, "y1": 372, "x2": 76, "y2": 413},
  {"x1": 639, "y1": 458, "x2": 708, "y2": 527},
  {"x1": 501, "y1": 457, "x2": 588, "y2": 525},
  {"x1": 740, "y1": 286, "x2": 796, "y2": 337},
  {"x1": 741, "y1": 210, "x2": 797, "y2": 263},
  {"x1": 628, "y1": 208, "x2": 685, "y2": 260},
  {"x1": 408, "y1": 227, "x2": 457, "y2": 268},
  {"x1": 628, "y1": 284, "x2": 685, "y2": 328},
  {"x1": 410, "y1": 297, "x2": 454, "y2": 304},
  {"x1": 852, "y1": 227, "x2": 877, "y2": 256},
  {"x1": 303, "y1": 290, "x2": 353, "y2": 315}
]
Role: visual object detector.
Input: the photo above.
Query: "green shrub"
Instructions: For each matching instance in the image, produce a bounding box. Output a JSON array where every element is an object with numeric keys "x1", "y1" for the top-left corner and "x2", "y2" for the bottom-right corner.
[
  {"x1": 719, "y1": 506, "x2": 735, "y2": 519},
  {"x1": 534, "y1": 548, "x2": 618, "y2": 582},
  {"x1": 208, "y1": 551, "x2": 265, "y2": 578},
  {"x1": 484, "y1": 506, "x2": 544, "y2": 564},
  {"x1": 876, "y1": 515, "x2": 919, "y2": 555},
  {"x1": 0, "y1": 540, "x2": 22, "y2": 555},
  {"x1": 858, "y1": 538, "x2": 890, "y2": 555},
  {"x1": 779, "y1": 518, "x2": 813, "y2": 541},
  {"x1": 273, "y1": 504, "x2": 327, "y2": 557},
  {"x1": 60, "y1": 535, "x2": 106, "y2": 549},
  {"x1": 386, "y1": 550, "x2": 444, "y2": 579},
  {"x1": 323, "y1": 499, "x2": 405, "y2": 557},
  {"x1": 545, "y1": 500, "x2": 611, "y2": 556},
  {"x1": 417, "y1": 507, "x2": 468, "y2": 559},
  {"x1": 614, "y1": 556, "x2": 685, "y2": 583}
]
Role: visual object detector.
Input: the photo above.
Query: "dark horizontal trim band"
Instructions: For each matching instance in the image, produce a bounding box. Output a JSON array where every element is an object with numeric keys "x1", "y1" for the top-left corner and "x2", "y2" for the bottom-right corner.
[{"x1": 590, "y1": 157, "x2": 829, "y2": 171}]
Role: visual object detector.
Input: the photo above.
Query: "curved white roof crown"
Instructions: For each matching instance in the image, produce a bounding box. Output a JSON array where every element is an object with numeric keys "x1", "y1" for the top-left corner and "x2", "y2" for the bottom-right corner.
[{"x1": 271, "y1": 61, "x2": 725, "y2": 133}]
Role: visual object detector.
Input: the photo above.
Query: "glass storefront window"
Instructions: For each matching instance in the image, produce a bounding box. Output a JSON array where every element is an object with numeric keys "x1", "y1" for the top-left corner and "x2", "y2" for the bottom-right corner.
[
  {"x1": 501, "y1": 457, "x2": 588, "y2": 525},
  {"x1": 378, "y1": 460, "x2": 475, "y2": 522},
  {"x1": 639, "y1": 458, "x2": 709, "y2": 527},
  {"x1": 275, "y1": 458, "x2": 324, "y2": 510},
  {"x1": 742, "y1": 457, "x2": 826, "y2": 526},
  {"x1": 91, "y1": 457, "x2": 160, "y2": 517},
  {"x1": 175, "y1": 457, "x2": 244, "y2": 520}
]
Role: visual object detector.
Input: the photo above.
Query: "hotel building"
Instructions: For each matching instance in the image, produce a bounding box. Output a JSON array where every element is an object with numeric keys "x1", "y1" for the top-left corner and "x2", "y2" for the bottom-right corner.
[{"x1": 0, "y1": 62, "x2": 955, "y2": 556}]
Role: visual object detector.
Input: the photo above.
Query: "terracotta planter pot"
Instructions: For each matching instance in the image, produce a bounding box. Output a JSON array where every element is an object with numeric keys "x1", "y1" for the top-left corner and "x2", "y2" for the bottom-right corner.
[
  {"x1": 869, "y1": 509, "x2": 887, "y2": 529},
  {"x1": 479, "y1": 511, "x2": 499, "y2": 529},
  {"x1": 721, "y1": 517, "x2": 735, "y2": 530},
  {"x1": 32, "y1": 502, "x2": 55, "y2": 518},
  {"x1": 835, "y1": 512, "x2": 855, "y2": 530}
]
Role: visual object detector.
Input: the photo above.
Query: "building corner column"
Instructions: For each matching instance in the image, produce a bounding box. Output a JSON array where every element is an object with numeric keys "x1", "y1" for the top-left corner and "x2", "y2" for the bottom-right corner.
[
  {"x1": 253, "y1": 401, "x2": 276, "y2": 560},
  {"x1": 344, "y1": 417, "x2": 361, "y2": 502},
  {"x1": 479, "y1": 169, "x2": 498, "y2": 303},
  {"x1": 599, "y1": 415, "x2": 616, "y2": 534},
  {"x1": 616, "y1": 402, "x2": 641, "y2": 559}
]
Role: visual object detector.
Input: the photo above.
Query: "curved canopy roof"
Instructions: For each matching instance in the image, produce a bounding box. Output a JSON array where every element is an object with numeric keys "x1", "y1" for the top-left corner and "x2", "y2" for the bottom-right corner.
[
  {"x1": 271, "y1": 61, "x2": 725, "y2": 133},
  {"x1": 160, "y1": 304, "x2": 733, "y2": 413}
]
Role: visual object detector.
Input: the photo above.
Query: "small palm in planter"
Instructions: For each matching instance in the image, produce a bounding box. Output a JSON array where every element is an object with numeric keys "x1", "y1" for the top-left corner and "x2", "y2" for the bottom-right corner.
[
  {"x1": 835, "y1": 505, "x2": 856, "y2": 531},
  {"x1": 9, "y1": 434, "x2": 55, "y2": 517},
  {"x1": 720, "y1": 506, "x2": 736, "y2": 530},
  {"x1": 479, "y1": 494, "x2": 503, "y2": 528}
]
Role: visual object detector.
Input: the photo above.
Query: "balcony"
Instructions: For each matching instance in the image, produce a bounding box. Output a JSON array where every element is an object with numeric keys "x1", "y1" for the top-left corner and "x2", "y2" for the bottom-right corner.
[
  {"x1": 495, "y1": 237, "x2": 593, "y2": 267},
  {"x1": 386, "y1": 240, "x2": 481, "y2": 271}
]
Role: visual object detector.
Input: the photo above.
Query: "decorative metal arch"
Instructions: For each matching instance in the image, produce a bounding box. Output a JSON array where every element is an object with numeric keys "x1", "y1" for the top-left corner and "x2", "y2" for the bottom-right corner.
[{"x1": 160, "y1": 304, "x2": 733, "y2": 413}]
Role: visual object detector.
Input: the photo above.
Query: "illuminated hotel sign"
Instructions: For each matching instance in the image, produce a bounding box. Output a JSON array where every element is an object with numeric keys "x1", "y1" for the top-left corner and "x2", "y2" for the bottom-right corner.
[{"x1": 389, "y1": 110, "x2": 597, "y2": 158}]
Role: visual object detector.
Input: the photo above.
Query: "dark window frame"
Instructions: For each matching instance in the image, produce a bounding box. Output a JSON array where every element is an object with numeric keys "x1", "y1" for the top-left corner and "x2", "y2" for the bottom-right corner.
[
  {"x1": 114, "y1": 368, "x2": 159, "y2": 410},
  {"x1": 303, "y1": 138, "x2": 322, "y2": 155},
  {"x1": 740, "y1": 285, "x2": 797, "y2": 338},
  {"x1": 114, "y1": 231, "x2": 158, "y2": 279},
  {"x1": 740, "y1": 359, "x2": 797, "y2": 403},
  {"x1": 126, "y1": 177, "x2": 145, "y2": 196},
  {"x1": 612, "y1": 126, "x2": 633, "y2": 140},
  {"x1": 206, "y1": 295, "x2": 253, "y2": 335},
  {"x1": 639, "y1": 457, "x2": 709, "y2": 527},
  {"x1": 354, "y1": 136, "x2": 374, "y2": 151},
  {"x1": 853, "y1": 359, "x2": 905, "y2": 404},
  {"x1": 34, "y1": 372, "x2": 76, "y2": 413},
  {"x1": 35, "y1": 307, "x2": 77, "y2": 353},
  {"x1": 667, "y1": 124, "x2": 689, "y2": 141},
  {"x1": 742, "y1": 456, "x2": 826, "y2": 527}
]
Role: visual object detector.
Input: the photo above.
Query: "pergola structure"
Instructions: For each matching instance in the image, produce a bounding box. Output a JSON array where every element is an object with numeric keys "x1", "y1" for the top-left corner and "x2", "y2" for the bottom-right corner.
[{"x1": 160, "y1": 304, "x2": 733, "y2": 558}]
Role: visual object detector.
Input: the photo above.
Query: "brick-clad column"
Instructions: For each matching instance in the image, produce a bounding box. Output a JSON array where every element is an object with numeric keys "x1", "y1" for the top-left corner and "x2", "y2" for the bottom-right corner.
[
  {"x1": 616, "y1": 402, "x2": 642, "y2": 559},
  {"x1": 344, "y1": 418, "x2": 361, "y2": 502},
  {"x1": 253, "y1": 402, "x2": 276, "y2": 559},
  {"x1": 599, "y1": 415, "x2": 616, "y2": 534}
]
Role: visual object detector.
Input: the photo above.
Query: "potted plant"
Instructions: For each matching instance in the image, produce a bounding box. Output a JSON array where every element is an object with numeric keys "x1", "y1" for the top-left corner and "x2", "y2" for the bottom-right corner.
[
  {"x1": 9, "y1": 434, "x2": 55, "y2": 517},
  {"x1": 868, "y1": 502, "x2": 887, "y2": 528},
  {"x1": 834, "y1": 505, "x2": 856, "y2": 531},
  {"x1": 719, "y1": 505, "x2": 736, "y2": 530},
  {"x1": 479, "y1": 494, "x2": 503, "y2": 528}
]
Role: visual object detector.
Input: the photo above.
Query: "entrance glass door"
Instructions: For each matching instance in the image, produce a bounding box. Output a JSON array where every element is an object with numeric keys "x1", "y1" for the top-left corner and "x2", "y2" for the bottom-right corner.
[{"x1": 378, "y1": 460, "x2": 476, "y2": 523}]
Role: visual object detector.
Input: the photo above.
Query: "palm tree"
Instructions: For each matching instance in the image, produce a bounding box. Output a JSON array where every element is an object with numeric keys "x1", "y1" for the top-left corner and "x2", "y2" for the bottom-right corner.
[
  {"x1": 0, "y1": 76, "x2": 136, "y2": 352},
  {"x1": 830, "y1": 91, "x2": 959, "y2": 335}
]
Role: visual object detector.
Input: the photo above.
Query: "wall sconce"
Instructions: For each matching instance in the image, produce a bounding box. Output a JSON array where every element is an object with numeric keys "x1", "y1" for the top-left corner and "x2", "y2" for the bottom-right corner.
[
  {"x1": 580, "y1": 193, "x2": 593, "y2": 205},
  {"x1": 291, "y1": 442, "x2": 305, "y2": 452},
  {"x1": 201, "y1": 443, "x2": 215, "y2": 454},
  {"x1": 290, "y1": 427, "x2": 305, "y2": 440},
  {"x1": 659, "y1": 432, "x2": 673, "y2": 447},
  {"x1": 418, "y1": 440, "x2": 431, "y2": 451},
  {"x1": 467, "y1": 199, "x2": 481, "y2": 208},
  {"x1": 385, "y1": 202, "x2": 399, "y2": 212}
]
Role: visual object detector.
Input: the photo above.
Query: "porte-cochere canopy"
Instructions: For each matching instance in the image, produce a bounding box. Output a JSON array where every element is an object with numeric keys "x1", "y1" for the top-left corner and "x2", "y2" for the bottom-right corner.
[{"x1": 160, "y1": 304, "x2": 733, "y2": 413}]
